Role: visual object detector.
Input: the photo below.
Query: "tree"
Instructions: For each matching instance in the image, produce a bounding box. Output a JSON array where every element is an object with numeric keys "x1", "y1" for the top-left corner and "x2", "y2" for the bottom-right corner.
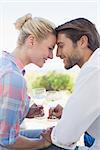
[{"x1": 31, "y1": 71, "x2": 74, "y2": 92}]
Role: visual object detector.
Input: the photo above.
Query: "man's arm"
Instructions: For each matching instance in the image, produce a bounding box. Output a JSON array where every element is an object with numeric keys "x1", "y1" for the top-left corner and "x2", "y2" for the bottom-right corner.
[{"x1": 51, "y1": 67, "x2": 100, "y2": 149}]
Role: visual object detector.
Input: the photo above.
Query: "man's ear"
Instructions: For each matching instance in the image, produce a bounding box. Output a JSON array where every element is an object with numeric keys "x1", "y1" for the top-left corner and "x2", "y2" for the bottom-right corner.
[{"x1": 78, "y1": 35, "x2": 88, "y2": 48}]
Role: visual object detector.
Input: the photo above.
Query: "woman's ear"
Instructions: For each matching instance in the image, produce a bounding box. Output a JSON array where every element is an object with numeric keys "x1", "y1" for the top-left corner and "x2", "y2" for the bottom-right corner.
[
  {"x1": 78, "y1": 35, "x2": 88, "y2": 48},
  {"x1": 26, "y1": 35, "x2": 35, "y2": 47}
]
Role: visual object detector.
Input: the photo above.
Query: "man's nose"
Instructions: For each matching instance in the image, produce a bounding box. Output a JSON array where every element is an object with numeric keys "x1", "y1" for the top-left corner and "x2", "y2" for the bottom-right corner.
[{"x1": 56, "y1": 49, "x2": 61, "y2": 57}]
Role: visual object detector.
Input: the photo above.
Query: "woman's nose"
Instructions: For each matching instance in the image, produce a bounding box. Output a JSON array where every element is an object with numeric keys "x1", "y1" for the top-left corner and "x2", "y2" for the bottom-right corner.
[{"x1": 48, "y1": 51, "x2": 53, "y2": 59}]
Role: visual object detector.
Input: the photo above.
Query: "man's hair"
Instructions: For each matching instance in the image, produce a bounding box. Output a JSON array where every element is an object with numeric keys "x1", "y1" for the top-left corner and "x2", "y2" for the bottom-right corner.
[{"x1": 56, "y1": 18, "x2": 100, "y2": 51}]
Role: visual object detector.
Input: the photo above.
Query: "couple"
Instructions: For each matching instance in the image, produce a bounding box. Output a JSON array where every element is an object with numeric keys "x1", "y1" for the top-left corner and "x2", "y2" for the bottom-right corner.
[{"x1": 0, "y1": 13, "x2": 100, "y2": 150}]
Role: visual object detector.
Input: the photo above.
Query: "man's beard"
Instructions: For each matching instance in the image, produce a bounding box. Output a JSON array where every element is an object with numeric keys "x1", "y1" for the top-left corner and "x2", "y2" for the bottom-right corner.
[{"x1": 64, "y1": 56, "x2": 78, "y2": 70}]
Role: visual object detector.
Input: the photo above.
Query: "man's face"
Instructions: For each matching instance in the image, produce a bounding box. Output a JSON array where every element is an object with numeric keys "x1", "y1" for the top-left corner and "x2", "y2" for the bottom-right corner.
[{"x1": 56, "y1": 33, "x2": 81, "y2": 69}]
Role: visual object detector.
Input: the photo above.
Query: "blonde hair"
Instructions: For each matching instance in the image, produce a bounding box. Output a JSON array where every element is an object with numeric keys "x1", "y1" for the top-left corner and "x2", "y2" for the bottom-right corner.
[{"x1": 14, "y1": 13, "x2": 56, "y2": 46}]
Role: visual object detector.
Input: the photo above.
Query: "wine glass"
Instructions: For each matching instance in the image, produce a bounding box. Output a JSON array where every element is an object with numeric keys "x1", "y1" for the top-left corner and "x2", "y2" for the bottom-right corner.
[
  {"x1": 32, "y1": 88, "x2": 47, "y2": 119},
  {"x1": 46, "y1": 91, "x2": 59, "y2": 120},
  {"x1": 32, "y1": 88, "x2": 46, "y2": 105}
]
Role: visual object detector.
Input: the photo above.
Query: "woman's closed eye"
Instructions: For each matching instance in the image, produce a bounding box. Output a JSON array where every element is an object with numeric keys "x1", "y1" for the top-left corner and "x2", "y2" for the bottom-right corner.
[
  {"x1": 49, "y1": 47, "x2": 53, "y2": 51},
  {"x1": 58, "y1": 44, "x2": 64, "y2": 49}
]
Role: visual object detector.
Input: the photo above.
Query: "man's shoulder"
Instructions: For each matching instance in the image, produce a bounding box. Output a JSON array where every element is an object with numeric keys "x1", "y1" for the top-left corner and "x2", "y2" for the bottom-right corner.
[{"x1": 82, "y1": 48, "x2": 100, "y2": 71}]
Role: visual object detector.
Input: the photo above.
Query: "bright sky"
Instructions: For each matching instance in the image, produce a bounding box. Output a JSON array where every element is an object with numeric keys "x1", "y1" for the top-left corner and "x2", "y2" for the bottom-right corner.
[{"x1": 0, "y1": 0, "x2": 100, "y2": 73}]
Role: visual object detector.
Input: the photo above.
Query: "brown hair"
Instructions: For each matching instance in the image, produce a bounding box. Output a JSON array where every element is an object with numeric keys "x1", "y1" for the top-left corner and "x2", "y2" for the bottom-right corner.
[{"x1": 56, "y1": 18, "x2": 100, "y2": 51}]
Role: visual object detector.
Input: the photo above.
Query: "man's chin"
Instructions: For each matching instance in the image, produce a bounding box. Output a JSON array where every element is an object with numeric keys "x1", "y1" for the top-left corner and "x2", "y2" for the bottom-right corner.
[{"x1": 64, "y1": 65, "x2": 73, "y2": 70}]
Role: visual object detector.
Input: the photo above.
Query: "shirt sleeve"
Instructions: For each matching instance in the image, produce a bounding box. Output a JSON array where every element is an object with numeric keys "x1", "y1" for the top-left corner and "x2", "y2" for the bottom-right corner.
[
  {"x1": 51, "y1": 66, "x2": 100, "y2": 149},
  {"x1": 0, "y1": 71, "x2": 27, "y2": 146}
]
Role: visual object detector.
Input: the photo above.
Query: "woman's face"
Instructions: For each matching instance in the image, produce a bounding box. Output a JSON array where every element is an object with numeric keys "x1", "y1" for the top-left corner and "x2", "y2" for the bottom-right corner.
[{"x1": 28, "y1": 33, "x2": 56, "y2": 67}]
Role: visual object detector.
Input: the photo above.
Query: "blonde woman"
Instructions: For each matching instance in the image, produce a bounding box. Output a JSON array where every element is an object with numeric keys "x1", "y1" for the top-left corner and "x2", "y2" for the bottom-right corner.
[{"x1": 0, "y1": 13, "x2": 56, "y2": 149}]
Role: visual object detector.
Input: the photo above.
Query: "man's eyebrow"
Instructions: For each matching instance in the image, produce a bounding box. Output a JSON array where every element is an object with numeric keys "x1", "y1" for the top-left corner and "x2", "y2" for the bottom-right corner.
[{"x1": 57, "y1": 42, "x2": 63, "y2": 45}]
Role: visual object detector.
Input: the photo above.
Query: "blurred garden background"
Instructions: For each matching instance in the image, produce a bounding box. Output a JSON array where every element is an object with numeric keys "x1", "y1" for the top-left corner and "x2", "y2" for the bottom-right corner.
[{"x1": 25, "y1": 71, "x2": 76, "y2": 94}]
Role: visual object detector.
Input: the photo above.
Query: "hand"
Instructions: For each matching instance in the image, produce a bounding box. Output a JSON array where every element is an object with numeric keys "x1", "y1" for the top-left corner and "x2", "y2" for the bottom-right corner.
[
  {"x1": 40, "y1": 135, "x2": 52, "y2": 148},
  {"x1": 26, "y1": 103, "x2": 44, "y2": 118},
  {"x1": 48, "y1": 104, "x2": 63, "y2": 119},
  {"x1": 41, "y1": 127, "x2": 53, "y2": 143}
]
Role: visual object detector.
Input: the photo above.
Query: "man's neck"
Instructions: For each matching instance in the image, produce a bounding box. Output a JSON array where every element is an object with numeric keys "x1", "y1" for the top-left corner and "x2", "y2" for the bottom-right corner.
[{"x1": 78, "y1": 48, "x2": 93, "y2": 68}]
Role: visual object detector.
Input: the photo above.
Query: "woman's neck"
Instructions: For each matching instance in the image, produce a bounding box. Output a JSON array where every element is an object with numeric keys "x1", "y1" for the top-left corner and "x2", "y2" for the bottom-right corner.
[{"x1": 11, "y1": 46, "x2": 29, "y2": 67}]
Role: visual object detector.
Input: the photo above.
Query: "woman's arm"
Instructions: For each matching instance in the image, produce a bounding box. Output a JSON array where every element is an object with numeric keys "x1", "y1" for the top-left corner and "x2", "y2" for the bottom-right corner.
[{"x1": 5, "y1": 135, "x2": 51, "y2": 149}]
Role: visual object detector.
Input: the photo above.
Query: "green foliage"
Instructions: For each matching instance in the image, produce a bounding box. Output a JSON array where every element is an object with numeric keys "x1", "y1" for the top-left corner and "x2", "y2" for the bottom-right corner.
[{"x1": 32, "y1": 71, "x2": 74, "y2": 92}]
